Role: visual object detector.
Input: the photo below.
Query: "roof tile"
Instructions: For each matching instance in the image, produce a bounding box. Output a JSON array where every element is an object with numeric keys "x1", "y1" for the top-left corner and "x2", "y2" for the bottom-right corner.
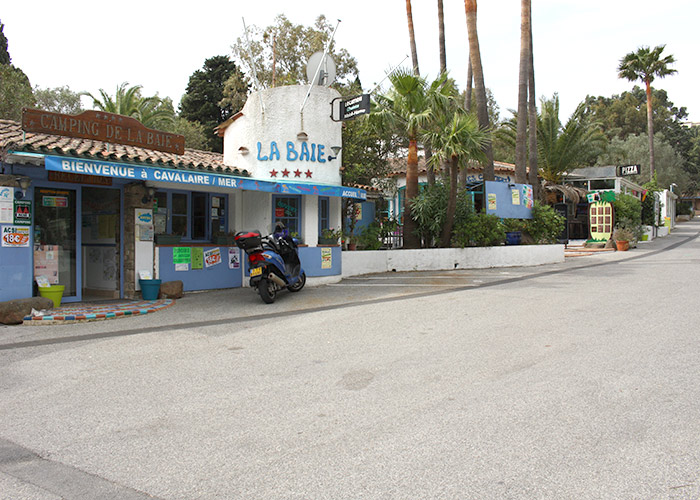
[{"x1": 0, "y1": 119, "x2": 249, "y2": 177}]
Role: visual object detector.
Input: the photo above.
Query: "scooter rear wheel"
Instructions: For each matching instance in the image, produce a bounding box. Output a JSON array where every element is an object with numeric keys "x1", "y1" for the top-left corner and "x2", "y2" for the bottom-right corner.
[
  {"x1": 287, "y1": 272, "x2": 306, "y2": 292},
  {"x1": 258, "y1": 278, "x2": 277, "y2": 304}
]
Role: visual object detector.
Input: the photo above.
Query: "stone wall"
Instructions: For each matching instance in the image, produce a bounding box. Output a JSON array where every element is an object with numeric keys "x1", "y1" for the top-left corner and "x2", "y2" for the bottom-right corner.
[{"x1": 123, "y1": 183, "x2": 154, "y2": 298}]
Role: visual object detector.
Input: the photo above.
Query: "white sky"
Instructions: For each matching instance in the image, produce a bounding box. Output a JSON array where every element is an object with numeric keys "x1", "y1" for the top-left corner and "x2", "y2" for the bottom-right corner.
[{"x1": 3, "y1": 1, "x2": 698, "y2": 122}]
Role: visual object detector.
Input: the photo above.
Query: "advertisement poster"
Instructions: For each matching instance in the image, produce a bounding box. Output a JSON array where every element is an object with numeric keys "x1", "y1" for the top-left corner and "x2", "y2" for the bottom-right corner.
[
  {"x1": 523, "y1": 185, "x2": 534, "y2": 209},
  {"x1": 0, "y1": 186, "x2": 13, "y2": 223},
  {"x1": 173, "y1": 247, "x2": 191, "y2": 264},
  {"x1": 228, "y1": 247, "x2": 240, "y2": 269},
  {"x1": 488, "y1": 193, "x2": 497, "y2": 211},
  {"x1": 321, "y1": 247, "x2": 332, "y2": 269},
  {"x1": 511, "y1": 189, "x2": 520, "y2": 205},
  {"x1": 13, "y1": 200, "x2": 32, "y2": 225},
  {"x1": 192, "y1": 247, "x2": 204, "y2": 269},
  {"x1": 1, "y1": 225, "x2": 30, "y2": 247},
  {"x1": 204, "y1": 247, "x2": 222, "y2": 267},
  {"x1": 175, "y1": 263, "x2": 190, "y2": 271},
  {"x1": 34, "y1": 245, "x2": 59, "y2": 284}
]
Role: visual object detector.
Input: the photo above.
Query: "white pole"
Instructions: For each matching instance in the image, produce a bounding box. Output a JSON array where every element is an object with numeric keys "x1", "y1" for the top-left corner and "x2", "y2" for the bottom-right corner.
[{"x1": 300, "y1": 19, "x2": 341, "y2": 114}]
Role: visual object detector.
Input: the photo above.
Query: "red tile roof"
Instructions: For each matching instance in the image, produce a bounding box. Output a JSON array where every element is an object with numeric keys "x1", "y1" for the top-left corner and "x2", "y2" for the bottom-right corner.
[
  {"x1": 0, "y1": 119, "x2": 249, "y2": 176},
  {"x1": 386, "y1": 156, "x2": 521, "y2": 177}
]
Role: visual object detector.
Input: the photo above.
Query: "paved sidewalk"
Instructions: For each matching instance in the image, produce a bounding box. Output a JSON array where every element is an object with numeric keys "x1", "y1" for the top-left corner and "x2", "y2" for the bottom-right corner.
[{"x1": 1, "y1": 219, "x2": 697, "y2": 349}]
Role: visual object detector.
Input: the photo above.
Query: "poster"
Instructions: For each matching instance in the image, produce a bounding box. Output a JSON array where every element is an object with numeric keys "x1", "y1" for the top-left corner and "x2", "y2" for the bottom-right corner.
[
  {"x1": 228, "y1": 247, "x2": 240, "y2": 269},
  {"x1": 204, "y1": 247, "x2": 222, "y2": 267},
  {"x1": 511, "y1": 189, "x2": 520, "y2": 205},
  {"x1": 1, "y1": 225, "x2": 30, "y2": 247},
  {"x1": 321, "y1": 247, "x2": 332, "y2": 269},
  {"x1": 488, "y1": 193, "x2": 497, "y2": 211},
  {"x1": 523, "y1": 185, "x2": 534, "y2": 209},
  {"x1": 34, "y1": 245, "x2": 60, "y2": 283},
  {"x1": 13, "y1": 200, "x2": 32, "y2": 225},
  {"x1": 173, "y1": 247, "x2": 191, "y2": 264},
  {"x1": 175, "y1": 263, "x2": 190, "y2": 271},
  {"x1": 192, "y1": 247, "x2": 204, "y2": 269},
  {"x1": 0, "y1": 186, "x2": 12, "y2": 223}
]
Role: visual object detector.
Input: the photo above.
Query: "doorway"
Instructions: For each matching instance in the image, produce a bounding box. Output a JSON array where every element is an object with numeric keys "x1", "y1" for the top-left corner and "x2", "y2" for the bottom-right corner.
[
  {"x1": 81, "y1": 187, "x2": 121, "y2": 300},
  {"x1": 33, "y1": 187, "x2": 77, "y2": 298}
]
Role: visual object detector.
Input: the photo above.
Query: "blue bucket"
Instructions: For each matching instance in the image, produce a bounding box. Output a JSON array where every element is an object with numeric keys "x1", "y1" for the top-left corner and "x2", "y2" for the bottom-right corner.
[{"x1": 139, "y1": 279, "x2": 161, "y2": 300}]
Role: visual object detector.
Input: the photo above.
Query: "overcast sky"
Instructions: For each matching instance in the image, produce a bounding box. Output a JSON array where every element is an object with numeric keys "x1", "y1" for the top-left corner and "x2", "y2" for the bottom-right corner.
[{"x1": 3, "y1": 1, "x2": 698, "y2": 123}]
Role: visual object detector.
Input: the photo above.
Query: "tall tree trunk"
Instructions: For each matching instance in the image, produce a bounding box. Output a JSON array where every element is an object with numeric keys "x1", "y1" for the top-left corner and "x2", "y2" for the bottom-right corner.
[
  {"x1": 441, "y1": 155, "x2": 459, "y2": 247},
  {"x1": 645, "y1": 79, "x2": 656, "y2": 180},
  {"x1": 514, "y1": 0, "x2": 530, "y2": 184},
  {"x1": 438, "y1": 0, "x2": 447, "y2": 75},
  {"x1": 406, "y1": 0, "x2": 420, "y2": 76},
  {"x1": 464, "y1": 0, "x2": 495, "y2": 182},
  {"x1": 527, "y1": 6, "x2": 539, "y2": 198},
  {"x1": 404, "y1": 138, "x2": 420, "y2": 248},
  {"x1": 465, "y1": 60, "x2": 473, "y2": 111},
  {"x1": 426, "y1": 145, "x2": 435, "y2": 186}
]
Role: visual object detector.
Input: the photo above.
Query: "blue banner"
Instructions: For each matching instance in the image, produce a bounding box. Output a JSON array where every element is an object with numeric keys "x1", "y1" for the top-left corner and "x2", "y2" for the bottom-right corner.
[{"x1": 44, "y1": 156, "x2": 366, "y2": 200}]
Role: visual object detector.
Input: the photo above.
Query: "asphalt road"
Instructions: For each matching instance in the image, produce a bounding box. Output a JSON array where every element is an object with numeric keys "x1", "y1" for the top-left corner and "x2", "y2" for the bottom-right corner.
[{"x1": 1, "y1": 221, "x2": 699, "y2": 499}]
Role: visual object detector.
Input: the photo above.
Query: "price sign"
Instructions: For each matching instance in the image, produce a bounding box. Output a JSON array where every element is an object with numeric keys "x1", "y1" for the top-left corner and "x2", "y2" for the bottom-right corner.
[{"x1": 1, "y1": 225, "x2": 30, "y2": 247}]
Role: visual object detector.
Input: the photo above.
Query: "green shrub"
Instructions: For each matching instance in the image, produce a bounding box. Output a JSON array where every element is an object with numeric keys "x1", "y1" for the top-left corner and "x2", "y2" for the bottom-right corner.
[
  {"x1": 525, "y1": 202, "x2": 565, "y2": 244},
  {"x1": 502, "y1": 218, "x2": 526, "y2": 232},
  {"x1": 452, "y1": 212, "x2": 505, "y2": 247},
  {"x1": 358, "y1": 222, "x2": 383, "y2": 250},
  {"x1": 410, "y1": 182, "x2": 474, "y2": 247}
]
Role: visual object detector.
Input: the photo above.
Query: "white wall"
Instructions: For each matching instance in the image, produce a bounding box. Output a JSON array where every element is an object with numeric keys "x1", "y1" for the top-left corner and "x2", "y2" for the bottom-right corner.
[
  {"x1": 224, "y1": 85, "x2": 343, "y2": 186},
  {"x1": 341, "y1": 245, "x2": 564, "y2": 278}
]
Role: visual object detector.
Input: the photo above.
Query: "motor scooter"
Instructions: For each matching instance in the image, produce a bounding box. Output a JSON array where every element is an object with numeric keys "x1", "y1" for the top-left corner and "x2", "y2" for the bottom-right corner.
[{"x1": 234, "y1": 226, "x2": 306, "y2": 304}]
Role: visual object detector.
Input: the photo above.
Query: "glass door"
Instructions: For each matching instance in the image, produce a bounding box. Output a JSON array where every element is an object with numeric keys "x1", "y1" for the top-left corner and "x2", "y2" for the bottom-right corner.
[
  {"x1": 81, "y1": 187, "x2": 120, "y2": 300},
  {"x1": 33, "y1": 187, "x2": 77, "y2": 298}
]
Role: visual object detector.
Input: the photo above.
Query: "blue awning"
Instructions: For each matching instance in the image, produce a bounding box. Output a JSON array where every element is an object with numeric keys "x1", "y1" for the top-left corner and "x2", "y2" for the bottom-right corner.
[{"x1": 42, "y1": 155, "x2": 367, "y2": 200}]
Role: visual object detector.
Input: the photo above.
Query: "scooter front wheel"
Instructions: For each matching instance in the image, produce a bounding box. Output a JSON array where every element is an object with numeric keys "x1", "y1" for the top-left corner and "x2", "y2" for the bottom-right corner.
[{"x1": 257, "y1": 278, "x2": 277, "y2": 304}]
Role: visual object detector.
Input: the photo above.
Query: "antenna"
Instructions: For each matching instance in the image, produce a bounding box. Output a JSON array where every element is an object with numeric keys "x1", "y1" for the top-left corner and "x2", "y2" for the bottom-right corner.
[
  {"x1": 368, "y1": 55, "x2": 410, "y2": 95},
  {"x1": 300, "y1": 19, "x2": 341, "y2": 114},
  {"x1": 242, "y1": 17, "x2": 265, "y2": 115}
]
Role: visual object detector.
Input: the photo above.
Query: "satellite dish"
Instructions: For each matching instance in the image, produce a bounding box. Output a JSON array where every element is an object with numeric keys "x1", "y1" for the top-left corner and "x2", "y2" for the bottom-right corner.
[{"x1": 306, "y1": 51, "x2": 336, "y2": 86}]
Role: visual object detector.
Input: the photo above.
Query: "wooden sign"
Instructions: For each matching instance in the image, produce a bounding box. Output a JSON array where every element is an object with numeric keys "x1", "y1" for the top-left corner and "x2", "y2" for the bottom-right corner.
[
  {"x1": 48, "y1": 170, "x2": 113, "y2": 186},
  {"x1": 22, "y1": 109, "x2": 185, "y2": 155}
]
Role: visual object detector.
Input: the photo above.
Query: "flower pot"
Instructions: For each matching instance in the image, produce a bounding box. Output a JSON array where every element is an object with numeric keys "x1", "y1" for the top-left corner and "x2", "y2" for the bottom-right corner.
[
  {"x1": 39, "y1": 285, "x2": 65, "y2": 308},
  {"x1": 318, "y1": 237, "x2": 338, "y2": 245},
  {"x1": 616, "y1": 240, "x2": 629, "y2": 251},
  {"x1": 139, "y1": 279, "x2": 162, "y2": 300},
  {"x1": 347, "y1": 243, "x2": 357, "y2": 251},
  {"x1": 155, "y1": 234, "x2": 182, "y2": 245},
  {"x1": 505, "y1": 231, "x2": 522, "y2": 245}
]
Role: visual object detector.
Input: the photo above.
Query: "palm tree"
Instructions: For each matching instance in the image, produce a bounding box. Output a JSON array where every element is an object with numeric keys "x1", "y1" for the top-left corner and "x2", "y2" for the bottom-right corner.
[
  {"x1": 463, "y1": 0, "x2": 495, "y2": 182},
  {"x1": 374, "y1": 71, "x2": 450, "y2": 248},
  {"x1": 527, "y1": 13, "x2": 538, "y2": 196},
  {"x1": 83, "y1": 82, "x2": 174, "y2": 129},
  {"x1": 618, "y1": 45, "x2": 676, "y2": 180},
  {"x1": 423, "y1": 109, "x2": 488, "y2": 246},
  {"x1": 405, "y1": 0, "x2": 420, "y2": 76},
  {"x1": 514, "y1": 0, "x2": 530, "y2": 184},
  {"x1": 499, "y1": 95, "x2": 605, "y2": 184},
  {"x1": 437, "y1": 0, "x2": 447, "y2": 74}
]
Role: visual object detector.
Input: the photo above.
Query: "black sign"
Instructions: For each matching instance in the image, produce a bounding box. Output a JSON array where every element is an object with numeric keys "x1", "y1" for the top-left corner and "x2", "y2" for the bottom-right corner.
[
  {"x1": 332, "y1": 94, "x2": 371, "y2": 121},
  {"x1": 618, "y1": 164, "x2": 641, "y2": 177},
  {"x1": 13, "y1": 200, "x2": 32, "y2": 225}
]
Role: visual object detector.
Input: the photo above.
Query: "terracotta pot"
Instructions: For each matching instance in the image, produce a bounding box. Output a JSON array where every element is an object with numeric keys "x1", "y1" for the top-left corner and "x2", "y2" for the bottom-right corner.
[
  {"x1": 616, "y1": 240, "x2": 629, "y2": 251},
  {"x1": 347, "y1": 243, "x2": 357, "y2": 251}
]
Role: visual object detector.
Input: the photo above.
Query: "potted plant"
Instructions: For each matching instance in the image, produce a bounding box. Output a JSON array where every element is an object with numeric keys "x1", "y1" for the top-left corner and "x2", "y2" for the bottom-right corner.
[
  {"x1": 319, "y1": 227, "x2": 342, "y2": 245},
  {"x1": 343, "y1": 231, "x2": 359, "y2": 251},
  {"x1": 612, "y1": 226, "x2": 634, "y2": 251}
]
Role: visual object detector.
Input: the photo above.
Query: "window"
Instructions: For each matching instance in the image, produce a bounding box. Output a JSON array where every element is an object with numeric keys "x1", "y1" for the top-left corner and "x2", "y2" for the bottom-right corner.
[
  {"x1": 273, "y1": 195, "x2": 301, "y2": 236},
  {"x1": 191, "y1": 192, "x2": 207, "y2": 240},
  {"x1": 318, "y1": 197, "x2": 330, "y2": 235},
  {"x1": 153, "y1": 190, "x2": 227, "y2": 240},
  {"x1": 171, "y1": 193, "x2": 188, "y2": 236}
]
